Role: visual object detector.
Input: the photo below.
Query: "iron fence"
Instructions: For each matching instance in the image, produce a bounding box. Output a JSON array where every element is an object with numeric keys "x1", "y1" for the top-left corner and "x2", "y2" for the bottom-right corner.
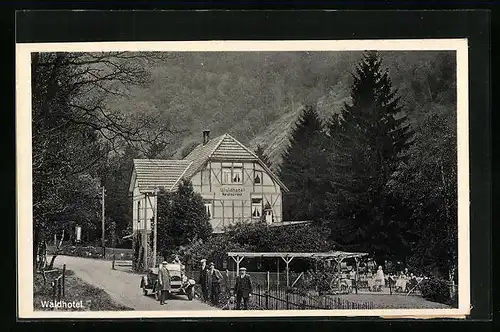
[
  {"x1": 251, "y1": 284, "x2": 374, "y2": 310},
  {"x1": 50, "y1": 264, "x2": 67, "y2": 305}
]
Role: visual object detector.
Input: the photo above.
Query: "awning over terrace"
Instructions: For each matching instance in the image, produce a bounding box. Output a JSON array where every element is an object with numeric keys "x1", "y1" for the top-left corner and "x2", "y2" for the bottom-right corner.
[{"x1": 227, "y1": 251, "x2": 369, "y2": 288}]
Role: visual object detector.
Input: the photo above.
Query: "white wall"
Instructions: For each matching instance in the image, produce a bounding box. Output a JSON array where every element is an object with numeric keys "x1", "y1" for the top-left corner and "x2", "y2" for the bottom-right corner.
[
  {"x1": 131, "y1": 176, "x2": 154, "y2": 232},
  {"x1": 191, "y1": 160, "x2": 283, "y2": 230}
]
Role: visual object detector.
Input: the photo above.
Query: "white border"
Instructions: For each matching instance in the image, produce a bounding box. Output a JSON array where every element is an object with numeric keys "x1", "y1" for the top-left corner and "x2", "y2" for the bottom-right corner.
[{"x1": 16, "y1": 39, "x2": 470, "y2": 319}]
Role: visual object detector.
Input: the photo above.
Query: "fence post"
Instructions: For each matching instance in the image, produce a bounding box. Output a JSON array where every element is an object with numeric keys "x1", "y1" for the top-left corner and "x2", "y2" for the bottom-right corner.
[
  {"x1": 286, "y1": 287, "x2": 289, "y2": 310},
  {"x1": 62, "y1": 264, "x2": 66, "y2": 298},
  {"x1": 265, "y1": 289, "x2": 269, "y2": 309},
  {"x1": 225, "y1": 270, "x2": 229, "y2": 293},
  {"x1": 51, "y1": 281, "x2": 56, "y2": 307},
  {"x1": 57, "y1": 278, "x2": 61, "y2": 301},
  {"x1": 266, "y1": 271, "x2": 270, "y2": 294}
]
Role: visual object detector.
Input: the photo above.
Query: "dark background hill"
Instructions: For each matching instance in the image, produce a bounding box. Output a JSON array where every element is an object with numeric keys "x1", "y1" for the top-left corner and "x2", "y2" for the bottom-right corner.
[{"x1": 107, "y1": 51, "x2": 456, "y2": 168}]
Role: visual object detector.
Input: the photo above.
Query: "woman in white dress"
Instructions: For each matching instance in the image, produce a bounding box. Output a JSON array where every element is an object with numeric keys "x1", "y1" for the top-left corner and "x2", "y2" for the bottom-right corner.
[{"x1": 374, "y1": 266, "x2": 385, "y2": 292}]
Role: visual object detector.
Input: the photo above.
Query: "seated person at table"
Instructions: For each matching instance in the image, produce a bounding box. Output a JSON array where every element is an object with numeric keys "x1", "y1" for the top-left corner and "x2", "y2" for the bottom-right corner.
[
  {"x1": 395, "y1": 271, "x2": 408, "y2": 292},
  {"x1": 407, "y1": 273, "x2": 417, "y2": 290}
]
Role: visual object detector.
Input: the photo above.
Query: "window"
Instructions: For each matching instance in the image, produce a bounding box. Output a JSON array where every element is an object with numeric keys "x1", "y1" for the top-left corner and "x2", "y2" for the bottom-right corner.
[
  {"x1": 222, "y1": 166, "x2": 243, "y2": 184},
  {"x1": 204, "y1": 201, "x2": 213, "y2": 219},
  {"x1": 264, "y1": 201, "x2": 274, "y2": 223},
  {"x1": 222, "y1": 167, "x2": 232, "y2": 184},
  {"x1": 137, "y1": 201, "x2": 141, "y2": 223},
  {"x1": 251, "y1": 198, "x2": 262, "y2": 218},
  {"x1": 254, "y1": 170, "x2": 262, "y2": 184},
  {"x1": 232, "y1": 167, "x2": 242, "y2": 184}
]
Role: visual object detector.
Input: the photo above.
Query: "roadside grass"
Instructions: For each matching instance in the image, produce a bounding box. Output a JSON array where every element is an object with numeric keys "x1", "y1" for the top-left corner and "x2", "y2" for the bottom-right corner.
[
  {"x1": 34, "y1": 268, "x2": 133, "y2": 311},
  {"x1": 47, "y1": 245, "x2": 134, "y2": 260}
]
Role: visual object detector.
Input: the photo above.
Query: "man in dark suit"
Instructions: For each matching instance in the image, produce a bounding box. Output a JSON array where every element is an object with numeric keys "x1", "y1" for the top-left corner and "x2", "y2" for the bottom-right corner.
[
  {"x1": 158, "y1": 261, "x2": 171, "y2": 305},
  {"x1": 198, "y1": 259, "x2": 209, "y2": 302},
  {"x1": 207, "y1": 262, "x2": 222, "y2": 305},
  {"x1": 234, "y1": 267, "x2": 252, "y2": 310}
]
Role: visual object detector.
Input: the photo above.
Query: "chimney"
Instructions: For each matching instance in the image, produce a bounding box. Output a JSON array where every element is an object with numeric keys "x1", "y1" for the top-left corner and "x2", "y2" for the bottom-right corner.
[{"x1": 202, "y1": 130, "x2": 210, "y2": 145}]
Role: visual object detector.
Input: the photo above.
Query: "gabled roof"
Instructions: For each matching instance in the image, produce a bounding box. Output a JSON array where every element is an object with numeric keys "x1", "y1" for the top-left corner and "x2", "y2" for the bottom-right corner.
[
  {"x1": 182, "y1": 134, "x2": 289, "y2": 192},
  {"x1": 131, "y1": 159, "x2": 192, "y2": 194},
  {"x1": 182, "y1": 134, "x2": 226, "y2": 180},
  {"x1": 130, "y1": 133, "x2": 289, "y2": 194}
]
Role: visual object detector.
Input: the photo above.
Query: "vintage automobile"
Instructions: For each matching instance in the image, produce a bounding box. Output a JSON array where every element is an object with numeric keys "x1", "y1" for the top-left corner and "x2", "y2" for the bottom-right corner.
[{"x1": 140, "y1": 263, "x2": 196, "y2": 301}]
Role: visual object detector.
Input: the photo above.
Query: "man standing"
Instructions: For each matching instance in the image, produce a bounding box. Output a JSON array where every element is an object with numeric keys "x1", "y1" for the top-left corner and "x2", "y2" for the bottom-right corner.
[
  {"x1": 234, "y1": 267, "x2": 252, "y2": 310},
  {"x1": 207, "y1": 262, "x2": 222, "y2": 305},
  {"x1": 158, "y1": 261, "x2": 171, "y2": 305},
  {"x1": 198, "y1": 258, "x2": 209, "y2": 302}
]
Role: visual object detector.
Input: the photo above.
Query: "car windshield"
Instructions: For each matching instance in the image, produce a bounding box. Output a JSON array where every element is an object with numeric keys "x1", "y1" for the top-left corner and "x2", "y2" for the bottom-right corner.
[{"x1": 165, "y1": 264, "x2": 181, "y2": 271}]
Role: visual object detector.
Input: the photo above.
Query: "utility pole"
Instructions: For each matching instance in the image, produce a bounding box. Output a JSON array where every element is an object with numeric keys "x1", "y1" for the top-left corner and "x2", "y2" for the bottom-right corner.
[
  {"x1": 143, "y1": 193, "x2": 148, "y2": 270},
  {"x1": 153, "y1": 188, "x2": 158, "y2": 267},
  {"x1": 101, "y1": 185, "x2": 106, "y2": 258}
]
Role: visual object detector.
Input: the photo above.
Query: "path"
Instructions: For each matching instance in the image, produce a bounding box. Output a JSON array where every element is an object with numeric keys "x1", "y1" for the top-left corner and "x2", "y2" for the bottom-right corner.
[{"x1": 51, "y1": 255, "x2": 218, "y2": 311}]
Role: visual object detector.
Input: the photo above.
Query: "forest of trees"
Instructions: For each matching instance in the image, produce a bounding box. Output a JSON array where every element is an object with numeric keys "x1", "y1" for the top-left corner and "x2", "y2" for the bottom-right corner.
[
  {"x1": 32, "y1": 50, "x2": 457, "y2": 284},
  {"x1": 278, "y1": 51, "x2": 457, "y2": 282}
]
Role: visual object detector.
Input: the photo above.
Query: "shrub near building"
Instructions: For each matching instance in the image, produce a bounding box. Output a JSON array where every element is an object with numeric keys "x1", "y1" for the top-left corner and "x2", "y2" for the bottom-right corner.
[
  {"x1": 180, "y1": 221, "x2": 334, "y2": 272},
  {"x1": 156, "y1": 179, "x2": 213, "y2": 260}
]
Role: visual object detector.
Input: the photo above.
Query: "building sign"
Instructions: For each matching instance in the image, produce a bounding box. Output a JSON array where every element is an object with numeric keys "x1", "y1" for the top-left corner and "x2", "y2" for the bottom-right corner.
[{"x1": 220, "y1": 187, "x2": 244, "y2": 197}]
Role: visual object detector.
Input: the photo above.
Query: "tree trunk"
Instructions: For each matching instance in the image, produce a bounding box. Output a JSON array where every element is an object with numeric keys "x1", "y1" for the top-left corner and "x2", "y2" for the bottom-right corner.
[
  {"x1": 33, "y1": 225, "x2": 39, "y2": 269},
  {"x1": 426, "y1": 81, "x2": 433, "y2": 102},
  {"x1": 48, "y1": 229, "x2": 65, "y2": 270}
]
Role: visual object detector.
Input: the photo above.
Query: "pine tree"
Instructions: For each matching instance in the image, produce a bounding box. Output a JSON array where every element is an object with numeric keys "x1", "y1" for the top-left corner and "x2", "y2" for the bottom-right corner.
[
  {"x1": 325, "y1": 51, "x2": 414, "y2": 262},
  {"x1": 279, "y1": 106, "x2": 328, "y2": 221},
  {"x1": 254, "y1": 144, "x2": 273, "y2": 169},
  {"x1": 157, "y1": 179, "x2": 212, "y2": 258}
]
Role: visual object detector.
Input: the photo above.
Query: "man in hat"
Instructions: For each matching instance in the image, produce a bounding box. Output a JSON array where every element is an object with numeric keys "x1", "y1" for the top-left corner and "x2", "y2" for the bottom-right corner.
[
  {"x1": 234, "y1": 267, "x2": 252, "y2": 310},
  {"x1": 198, "y1": 258, "x2": 209, "y2": 302},
  {"x1": 172, "y1": 254, "x2": 181, "y2": 265},
  {"x1": 158, "y1": 261, "x2": 171, "y2": 305},
  {"x1": 207, "y1": 262, "x2": 222, "y2": 305}
]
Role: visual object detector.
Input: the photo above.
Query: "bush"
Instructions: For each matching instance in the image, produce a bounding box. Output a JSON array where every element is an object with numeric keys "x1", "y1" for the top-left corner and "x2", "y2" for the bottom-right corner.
[
  {"x1": 226, "y1": 222, "x2": 332, "y2": 253},
  {"x1": 296, "y1": 270, "x2": 334, "y2": 295},
  {"x1": 59, "y1": 245, "x2": 103, "y2": 258},
  {"x1": 419, "y1": 278, "x2": 450, "y2": 304}
]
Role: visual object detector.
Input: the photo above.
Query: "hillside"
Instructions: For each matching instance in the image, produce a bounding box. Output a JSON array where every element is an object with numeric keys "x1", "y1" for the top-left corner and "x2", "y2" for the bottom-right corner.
[{"x1": 107, "y1": 50, "x2": 456, "y2": 167}]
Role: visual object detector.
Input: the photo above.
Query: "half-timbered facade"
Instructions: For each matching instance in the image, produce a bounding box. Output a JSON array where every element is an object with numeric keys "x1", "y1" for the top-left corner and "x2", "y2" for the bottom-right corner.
[{"x1": 129, "y1": 131, "x2": 289, "y2": 235}]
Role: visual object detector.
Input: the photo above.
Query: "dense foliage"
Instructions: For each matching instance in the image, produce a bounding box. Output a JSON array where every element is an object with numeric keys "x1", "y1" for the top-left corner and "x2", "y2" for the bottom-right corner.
[
  {"x1": 419, "y1": 278, "x2": 454, "y2": 305},
  {"x1": 31, "y1": 52, "x2": 176, "y2": 267},
  {"x1": 279, "y1": 106, "x2": 329, "y2": 221},
  {"x1": 254, "y1": 144, "x2": 273, "y2": 169},
  {"x1": 156, "y1": 179, "x2": 213, "y2": 259},
  {"x1": 277, "y1": 51, "x2": 457, "y2": 282},
  {"x1": 323, "y1": 51, "x2": 414, "y2": 264},
  {"x1": 178, "y1": 221, "x2": 333, "y2": 270}
]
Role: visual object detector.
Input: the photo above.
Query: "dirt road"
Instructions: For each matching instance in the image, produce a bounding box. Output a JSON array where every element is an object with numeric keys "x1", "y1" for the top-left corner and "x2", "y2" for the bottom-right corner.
[{"x1": 51, "y1": 255, "x2": 218, "y2": 311}]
